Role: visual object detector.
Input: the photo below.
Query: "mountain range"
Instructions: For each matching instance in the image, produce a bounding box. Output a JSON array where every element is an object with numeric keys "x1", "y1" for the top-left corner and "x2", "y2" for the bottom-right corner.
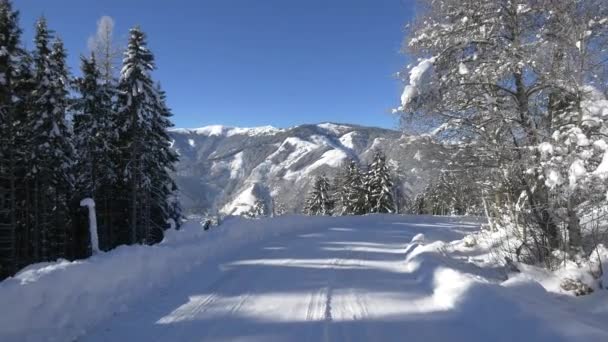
[{"x1": 169, "y1": 122, "x2": 444, "y2": 215}]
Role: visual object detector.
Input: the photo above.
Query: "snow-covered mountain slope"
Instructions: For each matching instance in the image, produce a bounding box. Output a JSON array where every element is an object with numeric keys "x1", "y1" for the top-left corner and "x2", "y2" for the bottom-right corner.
[{"x1": 170, "y1": 122, "x2": 445, "y2": 215}]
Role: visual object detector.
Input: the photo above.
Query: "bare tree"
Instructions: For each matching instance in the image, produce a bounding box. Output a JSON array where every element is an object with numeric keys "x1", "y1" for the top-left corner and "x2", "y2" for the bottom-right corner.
[{"x1": 88, "y1": 16, "x2": 121, "y2": 82}]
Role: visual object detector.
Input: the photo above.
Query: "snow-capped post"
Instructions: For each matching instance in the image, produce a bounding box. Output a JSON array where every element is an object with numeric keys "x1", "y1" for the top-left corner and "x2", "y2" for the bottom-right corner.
[{"x1": 80, "y1": 198, "x2": 100, "y2": 254}]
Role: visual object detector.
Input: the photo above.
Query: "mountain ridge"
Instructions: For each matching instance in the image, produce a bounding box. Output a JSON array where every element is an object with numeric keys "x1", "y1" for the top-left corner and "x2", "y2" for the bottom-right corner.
[{"x1": 169, "y1": 122, "x2": 441, "y2": 215}]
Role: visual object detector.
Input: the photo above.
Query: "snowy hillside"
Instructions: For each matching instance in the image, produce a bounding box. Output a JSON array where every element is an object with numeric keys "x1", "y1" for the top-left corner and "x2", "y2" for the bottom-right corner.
[
  {"x1": 3, "y1": 215, "x2": 608, "y2": 342},
  {"x1": 169, "y1": 123, "x2": 445, "y2": 215}
]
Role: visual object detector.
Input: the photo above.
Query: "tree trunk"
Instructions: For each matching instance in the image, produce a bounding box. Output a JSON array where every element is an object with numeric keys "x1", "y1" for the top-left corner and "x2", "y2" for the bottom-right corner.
[{"x1": 567, "y1": 197, "x2": 582, "y2": 253}]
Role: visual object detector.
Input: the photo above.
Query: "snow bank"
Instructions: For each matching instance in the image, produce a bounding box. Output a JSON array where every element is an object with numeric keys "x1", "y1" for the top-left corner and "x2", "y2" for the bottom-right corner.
[
  {"x1": 0, "y1": 215, "x2": 348, "y2": 342},
  {"x1": 403, "y1": 234, "x2": 608, "y2": 341}
]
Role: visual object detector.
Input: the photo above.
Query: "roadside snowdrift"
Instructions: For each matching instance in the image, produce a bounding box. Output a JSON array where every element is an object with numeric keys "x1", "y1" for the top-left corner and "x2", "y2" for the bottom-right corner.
[
  {"x1": 403, "y1": 236, "x2": 608, "y2": 341},
  {"x1": 0, "y1": 215, "x2": 358, "y2": 342}
]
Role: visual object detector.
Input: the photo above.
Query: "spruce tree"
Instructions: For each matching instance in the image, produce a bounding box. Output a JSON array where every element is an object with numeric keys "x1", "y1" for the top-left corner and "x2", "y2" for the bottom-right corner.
[
  {"x1": 148, "y1": 83, "x2": 181, "y2": 239},
  {"x1": 27, "y1": 18, "x2": 74, "y2": 260},
  {"x1": 0, "y1": 0, "x2": 32, "y2": 276},
  {"x1": 305, "y1": 175, "x2": 334, "y2": 216},
  {"x1": 336, "y1": 160, "x2": 366, "y2": 215},
  {"x1": 245, "y1": 199, "x2": 267, "y2": 219},
  {"x1": 365, "y1": 151, "x2": 394, "y2": 214},
  {"x1": 72, "y1": 53, "x2": 119, "y2": 251},
  {"x1": 116, "y1": 27, "x2": 178, "y2": 244}
]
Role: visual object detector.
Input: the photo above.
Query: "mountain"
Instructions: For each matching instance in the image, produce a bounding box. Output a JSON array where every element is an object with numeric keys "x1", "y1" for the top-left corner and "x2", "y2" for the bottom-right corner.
[{"x1": 169, "y1": 122, "x2": 444, "y2": 215}]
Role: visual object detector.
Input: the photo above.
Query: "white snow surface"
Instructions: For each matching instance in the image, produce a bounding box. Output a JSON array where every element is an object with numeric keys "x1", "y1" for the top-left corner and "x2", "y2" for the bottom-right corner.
[
  {"x1": 339, "y1": 131, "x2": 358, "y2": 150},
  {"x1": 220, "y1": 184, "x2": 259, "y2": 216},
  {"x1": 170, "y1": 125, "x2": 283, "y2": 137},
  {"x1": 246, "y1": 135, "x2": 350, "y2": 182},
  {"x1": 299, "y1": 149, "x2": 348, "y2": 177},
  {"x1": 317, "y1": 122, "x2": 351, "y2": 135},
  {"x1": 2, "y1": 215, "x2": 608, "y2": 342}
]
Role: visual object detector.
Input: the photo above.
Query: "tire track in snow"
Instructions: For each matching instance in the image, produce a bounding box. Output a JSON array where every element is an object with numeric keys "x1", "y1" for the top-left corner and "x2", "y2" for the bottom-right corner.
[
  {"x1": 323, "y1": 286, "x2": 333, "y2": 322},
  {"x1": 305, "y1": 287, "x2": 328, "y2": 321}
]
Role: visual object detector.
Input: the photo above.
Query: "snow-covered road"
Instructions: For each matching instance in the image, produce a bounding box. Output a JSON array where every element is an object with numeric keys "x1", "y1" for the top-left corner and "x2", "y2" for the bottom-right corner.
[{"x1": 79, "y1": 216, "x2": 608, "y2": 342}]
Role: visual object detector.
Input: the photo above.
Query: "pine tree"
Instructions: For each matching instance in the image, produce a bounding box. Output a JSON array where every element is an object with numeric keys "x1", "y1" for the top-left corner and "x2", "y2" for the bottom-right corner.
[
  {"x1": 305, "y1": 175, "x2": 334, "y2": 216},
  {"x1": 72, "y1": 53, "x2": 119, "y2": 251},
  {"x1": 335, "y1": 160, "x2": 367, "y2": 215},
  {"x1": 365, "y1": 151, "x2": 394, "y2": 214},
  {"x1": 413, "y1": 193, "x2": 426, "y2": 215},
  {"x1": 0, "y1": 0, "x2": 33, "y2": 277},
  {"x1": 148, "y1": 83, "x2": 181, "y2": 239},
  {"x1": 26, "y1": 18, "x2": 74, "y2": 261},
  {"x1": 116, "y1": 27, "x2": 179, "y2": 245},
  {"x1": 245, "y1": 199, "x2": 267, "y2": 219}
]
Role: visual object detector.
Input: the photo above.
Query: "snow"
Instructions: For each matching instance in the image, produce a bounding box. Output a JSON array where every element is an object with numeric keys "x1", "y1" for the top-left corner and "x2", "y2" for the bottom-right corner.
[
  {"x1": 271, "y1": 137, "x2": 319, "y2": 177},
  {"x1": 411, "y1": 232, "x2": 425, "y2": 244},
  {"x1": 368, "y1": 137, "x2": 385, "y2": 151},
  {"x1": 170, "y1": 125, "x2": 283, "y2": 137},
  {"x1": 187, "y1": 138, "x2": 195, "y2": 147},
  {"x1": 545, "y1": 169, "x2": 563, "y2": 188},
  {"x1": 458, "y1": 62, "x2": 469, "y2": 75},
  {"x1": 399, "y1": 57, "x2": 436, "y2": 110},
  {"x1": 317, "y1": 123, "x2": 351, "y2": 135},
  {"x1": 191, "y1": 125, "x2": 227, "y2": 136},
  {"x1": 539, "y1": 142, "x2": 554, "y2": 157},
  {"x1": 1, "y1": 215, "x2": 361, "y2": 342},
  {"x1": 517, "y1": 4, "x2": 531, "y2": 14},
  {"x1": 228, "y1": 126, "x2": 283, "y2": 137},
  {"x1": 594, "y1": 150, "x2": 608, "y2": 179},
  {"x1": 230, "y1": 152, "x2": 244, "y2": 179},
  {"x1": 568, "y1": 159, "x2": 587, "y2": 189},
  {"x1": 252, "y1": 135, "x2": 348, "y2": 181},
  {"x1": 339, "y1": 131, "x2": 358, "y2": 149},
  {"x1": 594, "y1": 140, "x2": 608, "y2": 151},
  {"x1": 301, "y1": 149, "x2": 348, "y2": 175},
  {"x1": 220, "y1": 184, "x2": 259, "y2": 216},
  {"x1": 582, "y1": 86, "x2": 608, "y2": 118},
  {"x1": 4, "y1": 215, "x2": 608, "y2": 342},
  {"x1": 210, "y1": 151, "x2": 245, "y2": 179}
]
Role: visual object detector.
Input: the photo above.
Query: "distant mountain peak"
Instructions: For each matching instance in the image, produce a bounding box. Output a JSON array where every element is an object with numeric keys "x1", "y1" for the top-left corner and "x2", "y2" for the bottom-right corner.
[{"x1": 170, "y1": 125, "x2": 283, "y2": 137}]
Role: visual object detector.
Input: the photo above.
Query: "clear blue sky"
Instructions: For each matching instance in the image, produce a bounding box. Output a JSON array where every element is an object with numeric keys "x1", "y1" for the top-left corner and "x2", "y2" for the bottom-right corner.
[{"x1": 17, "y1": 0, "x2": 415, "y2": 129}]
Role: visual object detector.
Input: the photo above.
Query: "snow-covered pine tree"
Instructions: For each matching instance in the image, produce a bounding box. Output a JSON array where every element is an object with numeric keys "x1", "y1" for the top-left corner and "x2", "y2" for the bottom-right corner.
[
  {"x1": 26, "y1": 18, "x2": 74, "y2": 261},
  {"x1": 274, "y1": 201, "x2": 287, "y2": 216},
  {"x1": 335, "y1": 160, "x2": 367, "y2": 215},
  {"x1": 412, "y1": 193, "x2": 426, "y2": 215},
  {"x1": 365, "y1": 151, "x2": 394, "y2": 214},
  {"x1": 0, "y1": 0, "x2": 33, "y2": 277},
  {"x1": 147, "y1": 83, "x2": 181, "y2": 240},
  {"x1": 72, "y1": 53, "x2": 119, "y2": 252},
  {"x1": 245, "y1": 199, "x2": 267, "y2": 219},
  {"x1": 116, "y1": 27, "x2": 179, "y2": 245},
  {"x1": 305, "y1": 175, "x2": 334, "y2": 216}
]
